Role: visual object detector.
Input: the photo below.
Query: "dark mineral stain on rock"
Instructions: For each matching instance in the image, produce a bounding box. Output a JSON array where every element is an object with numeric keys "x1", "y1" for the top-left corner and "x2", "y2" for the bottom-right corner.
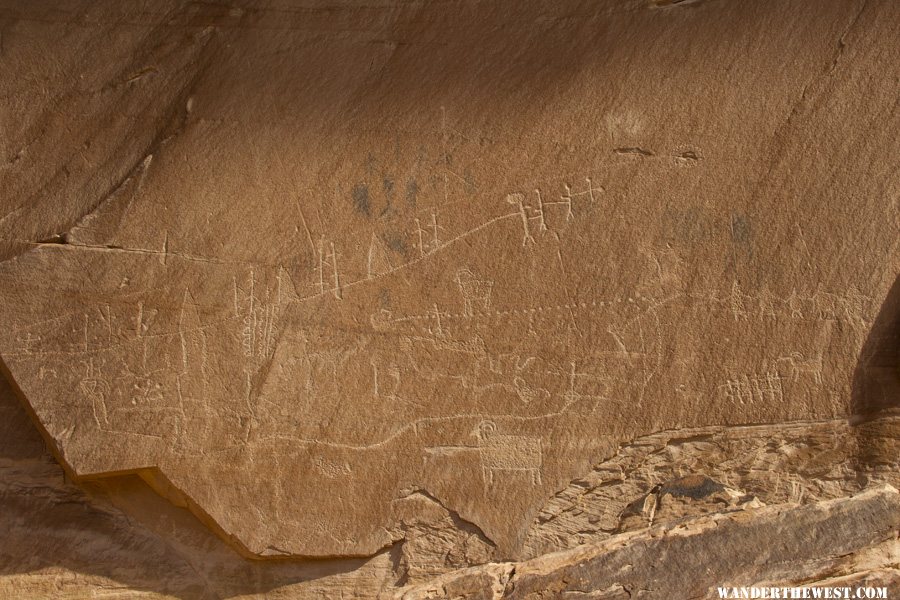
[
  {"x1": 730, "y1": 213, "x2": 752, "y2": 247},
  {"x1": 406, "y1": 179, "x2": 418, "y2": 207},
  {"x1": 660, "y1": 474, "x2": 725, "y2": 500},
  {"x1": 352, "y1": 183, "x2": 370, "y2": 217},
  {"x1": 382, "y1": 232, "x2": 408, "y2": 256}
]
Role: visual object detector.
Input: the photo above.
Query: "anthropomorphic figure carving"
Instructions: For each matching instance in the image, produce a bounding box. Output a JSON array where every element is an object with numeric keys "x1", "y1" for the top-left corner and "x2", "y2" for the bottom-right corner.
[{"x1": 456, "y1": 268, "x2": 493, "y2": 317}]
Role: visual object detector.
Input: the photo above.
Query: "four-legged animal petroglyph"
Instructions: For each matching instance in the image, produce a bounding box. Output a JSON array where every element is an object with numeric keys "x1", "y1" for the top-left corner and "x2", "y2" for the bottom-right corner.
[
  {"x1": 776, "y1": 319, "x2": 833, "y2": 385},
  {"x1": 777, "y1": 353, "x2": 823, "y2": 384},
  {"x1": 474, "y1": 420, "x2": 542, "y2": 486},
  {"x1": 424, "y1": 421, "x2": 544, "y2": 488}
]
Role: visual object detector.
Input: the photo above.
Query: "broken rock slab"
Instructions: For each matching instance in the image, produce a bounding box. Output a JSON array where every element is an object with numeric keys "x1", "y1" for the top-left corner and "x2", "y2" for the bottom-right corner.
[{"x1": 395, "y1": 486, "x2": 900, "y2": 599}]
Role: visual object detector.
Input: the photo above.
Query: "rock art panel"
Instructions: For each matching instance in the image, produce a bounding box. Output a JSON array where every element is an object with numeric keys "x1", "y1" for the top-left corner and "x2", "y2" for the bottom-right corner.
[{"x1": 0, "y1": 0, "x2": 897, "y2": 563}]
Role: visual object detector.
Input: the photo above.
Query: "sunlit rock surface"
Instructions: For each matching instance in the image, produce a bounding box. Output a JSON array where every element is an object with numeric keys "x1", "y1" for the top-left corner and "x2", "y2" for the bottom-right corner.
[{"x1": 0, "y1": 0, "x2": 897, "y2": 597}]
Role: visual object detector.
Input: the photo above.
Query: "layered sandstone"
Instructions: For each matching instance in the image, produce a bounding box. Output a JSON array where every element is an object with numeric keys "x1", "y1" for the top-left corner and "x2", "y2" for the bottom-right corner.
[{"x1": 0, "y1": 0, "x2": 897, "y2": 597}]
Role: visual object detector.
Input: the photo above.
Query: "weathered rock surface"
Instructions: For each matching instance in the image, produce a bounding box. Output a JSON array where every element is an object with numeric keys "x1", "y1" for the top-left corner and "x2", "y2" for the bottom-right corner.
[
  {"x1": 395, "y1": 486, "x2": 900, "y2": 599},
  {"x1": 0, "y1": 380, "x2": 402, "y2": 599},
  {"x1": 524, "y1": 416, "x2": 900, "y2": 558},
  {"x1": 3, "y1": 377, "x2": 898, "y2": 598},
  {"x1": 0, "y1": 0, "x2": 898, "y2": 597}
]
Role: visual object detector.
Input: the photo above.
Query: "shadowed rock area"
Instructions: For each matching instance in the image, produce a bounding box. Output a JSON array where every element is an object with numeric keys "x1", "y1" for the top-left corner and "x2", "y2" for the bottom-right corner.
[{"x1": 0, "y1": 0, "x2": 897, "y2": 597}]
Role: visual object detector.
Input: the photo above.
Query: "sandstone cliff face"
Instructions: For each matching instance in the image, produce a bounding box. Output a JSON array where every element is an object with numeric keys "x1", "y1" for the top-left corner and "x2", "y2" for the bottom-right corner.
[{"x1": 0, "y1": 0, "x2": 897, "y2": 598}]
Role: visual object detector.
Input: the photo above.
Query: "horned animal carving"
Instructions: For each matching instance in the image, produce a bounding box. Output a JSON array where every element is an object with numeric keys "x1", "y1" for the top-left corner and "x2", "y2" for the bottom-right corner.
[{"x1": 473, "y1": 420, "x2": 542, "y2": 486}]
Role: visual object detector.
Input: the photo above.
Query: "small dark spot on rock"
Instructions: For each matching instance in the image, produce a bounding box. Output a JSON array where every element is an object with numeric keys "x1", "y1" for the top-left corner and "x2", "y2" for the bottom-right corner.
[
  {"x1": 620, "y1": 484, "x2": 661, "y2": 519},
  {"x1": 464, "y1": 168, "x2": 476, "y2": 195},
  {"x1": 406, "y1": 179, "x2": 418, "y2": 207},
  {"x1": 614, "y1": 146, "x2": 654, "y2": 157},
  {"x1": 678, "y1": 150, "x2": 700, "y2": 161},
  {"x1": 731, "y1": 213, "x2": 752, "y2": 247},
  {"x1": 382, "y1": 232, "x2": 408, "y2": 255},
  {"x1": 37, "y1": 233, "x2": 68, "y2": 245},
  {"x1": 352, "y1": 184, "x2": 371, "y2": 217},
  {"x1": 619, "y1": 497, "x2": 646, "y2": 519},
  {"x1": 659, "y1": 474, "x2": 724, "y2": 500},
  {"x1": 378, "y1": 288, "x2": 391, "y2": 308}
]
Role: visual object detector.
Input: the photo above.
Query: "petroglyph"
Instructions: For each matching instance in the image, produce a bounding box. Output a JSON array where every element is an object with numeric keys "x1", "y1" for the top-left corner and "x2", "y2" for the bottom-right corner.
[
  {"x1": 313, "y1": 456, "x2": 353, "y2": 479},
  {"x1": 505, "y1": 178, "x2": 602, "y2": 246},
  {"x1": 778, "y1": 353, "x2": 824, "y2": 384},
  {"x1": 414, "y1": 211, "x2": 444, "y2": 257},
  {"x1": 455, "y1": 268, "x2": 493, "y2": 317},
  {"x1": 366, "y1": 234, "x2": 394, "y2": 278},
  {"x1": 80, "y1": 361, "x2": 111, "y2": 426},
  {"x1": 777, "y1": 319, "x2": 834, "y2": 385},
  {"x1": 0, "y1": 0, "x2": 897, "y2": 570},
  {"x1": 473, "y1": 421, "x2": 543, "y2": 487},
  {"x1": 316, "y1": 236, "x2": 342, "y2": 299},
  {"x1": 719, "y1": 371, "x2": 784, "y2": 405}
]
